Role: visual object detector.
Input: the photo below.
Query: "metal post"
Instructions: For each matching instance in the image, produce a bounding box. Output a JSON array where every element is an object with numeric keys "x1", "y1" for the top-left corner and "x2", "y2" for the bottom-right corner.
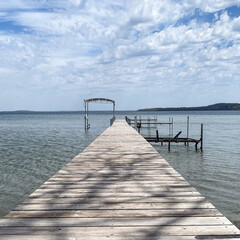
[
  {"x1": 134, "y1": 116, "x2": 137, "y2": 130},
  {"x1": 84, "y1": 101, "x2": 86, "y2": 130},
  {"x1": 113, "y1": 103, "x2": 115, "y2": 117},
  {"x1": 200, "y1": 124, "x2": 203, "y2": 151},
  {"x1": 168, "y1": 117, "x2": 171, "y2": 136},
  {"x1": 156, "y1": 130, "x2": 159, "y2": 142},
  {"x1": 169, "y1": 117, "x2": 171, "y2": 136},
  {"x1": 137, "y1": 122, "x2": 141, "y2": 133},
  {"x1": 87, "y1": 102, "x2": 89, "y2": 129},
  {"x1": 84, "y1": 101, "x2": 90, "y2": 130},
  {"x1": 148, "y1": 117, "x2": 150, "y2": 136},
  {"x1": 187, "y1": 116, "x2": 189, "y2": 146}
]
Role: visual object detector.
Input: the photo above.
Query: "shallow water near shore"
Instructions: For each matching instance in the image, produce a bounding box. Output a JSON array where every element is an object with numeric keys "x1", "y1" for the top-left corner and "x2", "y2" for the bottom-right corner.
[{"x1": 0, "y1": 111, "x2": 240, "y2": 228}]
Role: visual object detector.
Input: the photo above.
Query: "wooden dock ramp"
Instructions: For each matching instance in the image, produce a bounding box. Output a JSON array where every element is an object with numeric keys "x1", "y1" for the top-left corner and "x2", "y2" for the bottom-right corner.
[{"x1": 0, "y1": 120, "x2": 239, "y2": 239}]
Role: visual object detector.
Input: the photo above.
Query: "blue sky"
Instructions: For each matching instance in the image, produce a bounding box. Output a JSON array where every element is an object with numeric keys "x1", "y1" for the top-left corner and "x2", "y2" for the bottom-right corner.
[{"x1": 0, "y1": 0, "x2": 240, "y2": 110}]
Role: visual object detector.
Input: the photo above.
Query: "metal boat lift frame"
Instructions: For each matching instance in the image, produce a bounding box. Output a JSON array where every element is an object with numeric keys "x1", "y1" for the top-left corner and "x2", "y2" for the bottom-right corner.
[{"x1": 84, "y1": 98, "x2": 115, "y2": 130}]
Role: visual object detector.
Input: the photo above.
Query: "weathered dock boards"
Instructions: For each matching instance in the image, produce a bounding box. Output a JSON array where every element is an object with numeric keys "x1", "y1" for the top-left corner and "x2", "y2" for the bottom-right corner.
[{"x1": 0, "y1": 120, "x2": 239, "y2": 239}]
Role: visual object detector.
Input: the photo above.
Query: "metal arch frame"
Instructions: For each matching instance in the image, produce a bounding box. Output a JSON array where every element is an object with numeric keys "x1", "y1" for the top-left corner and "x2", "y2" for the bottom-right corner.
[
  {"x1": 84, "y1": 98, "x2": 115, "y2": 104},
  {"x1": 84, "y1": 98, "x2": 115, "y2": 130}
]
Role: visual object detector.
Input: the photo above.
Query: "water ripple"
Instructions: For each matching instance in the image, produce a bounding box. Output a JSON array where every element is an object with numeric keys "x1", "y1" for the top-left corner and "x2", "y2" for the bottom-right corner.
[{"x1": 0, "y1": 112, "x2": 240, "y2": 229}]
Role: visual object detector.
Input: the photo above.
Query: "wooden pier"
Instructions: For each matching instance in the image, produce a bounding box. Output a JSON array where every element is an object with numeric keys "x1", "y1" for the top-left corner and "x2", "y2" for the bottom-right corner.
[{"x1": 0, "y1": 120, "x2": 239, "y2": 239}]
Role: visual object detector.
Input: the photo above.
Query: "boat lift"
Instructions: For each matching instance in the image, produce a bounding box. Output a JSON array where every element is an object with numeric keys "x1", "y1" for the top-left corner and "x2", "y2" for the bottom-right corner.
[
  {"x1": 125, "y1": 116, "x2": 203, "y2": 151},
  {"x1": 84, "y1": 98, "x2": 115, "y2": 130}
]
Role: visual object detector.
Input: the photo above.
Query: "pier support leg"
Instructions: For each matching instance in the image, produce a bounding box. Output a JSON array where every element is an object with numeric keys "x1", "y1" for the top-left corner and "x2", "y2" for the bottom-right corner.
[
  {"x1": 195, "y1": 143, "x2": 198, "y2": 151},
  {"x1": 200, "y1": 123, "x2": 203, "y2": 151},
  {"x1": 187, "y1": 116, "x2": 189, "y2": 146},
  {"x1": 113, "y1": 103, "x2": 115, "y2": 118},
  {"x1": 168, "y1": 141, "x2": 171, "y2": 151},
  {"x1": 156, "y1": 130, "x2": 159, "y2": 143},
  {"x1": 134, "y1": 116, "x2": 137, "y2": 130},
  {"x1": 137, "y1": 123, "x2": 141, "y2": 133},
  {"x1": 169, "y1": 117, "x2": 171, "y2": 136},
  {"x1": 84, "y1": 100, "x2": 89, "y2": 131},
  {"x1": 84, "y1": 101, "x2": 86, "y2": 130}
]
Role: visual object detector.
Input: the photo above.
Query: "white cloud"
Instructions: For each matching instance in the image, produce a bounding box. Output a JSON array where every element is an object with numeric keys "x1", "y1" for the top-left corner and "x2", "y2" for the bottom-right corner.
[
  {"x1": 0, "y1": 1, "x2": 35, "y2": 10},
  {"x1": 232, "y1": 17, "x2": 240, "y2": 32},
  {"x1": 0, "y1": 0, "x2": 240, "y2": 110},
  {"x1": 182, "y1": 0, "x2": 240, "y2": 12}
]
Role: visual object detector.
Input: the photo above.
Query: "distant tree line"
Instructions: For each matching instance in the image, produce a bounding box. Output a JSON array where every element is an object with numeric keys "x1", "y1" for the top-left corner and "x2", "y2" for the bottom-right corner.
[{"x1": 138, "y1": 103, "x2": 240, "y2": 111}]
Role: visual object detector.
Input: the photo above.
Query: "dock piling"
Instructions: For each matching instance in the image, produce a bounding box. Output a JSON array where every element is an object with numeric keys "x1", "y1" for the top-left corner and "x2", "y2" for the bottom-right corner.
[
  {"x1": 187, "y1": 116, "x2": 190, "y2": 146},
  {"x1": 200, "y1": 123, "x2": 203, "y2": 151},
  {"x1": 134, "y1": 116, "x2": 137, "y2": 130},
  {"x1": 156, "y1": 130, "x2": 159, "y2": 142}
]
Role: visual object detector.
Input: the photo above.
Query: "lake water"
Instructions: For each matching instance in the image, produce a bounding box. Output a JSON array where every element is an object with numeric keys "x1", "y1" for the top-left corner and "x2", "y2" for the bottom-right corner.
[{"x1": 0, "y1": 111, "x2": 240, "y2": 228}]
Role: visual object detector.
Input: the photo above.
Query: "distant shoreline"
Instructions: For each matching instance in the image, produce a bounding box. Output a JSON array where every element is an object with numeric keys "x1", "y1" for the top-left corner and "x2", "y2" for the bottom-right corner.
[
  {"x1": 1, "y1": 103, "x2": 240, "y2": 113},
  {"x1": 0, "y1": 110, "x2": 136, "y2": 114},
  {"x1": 138, "y1": 103, "x2": 240, "y2": 112}
]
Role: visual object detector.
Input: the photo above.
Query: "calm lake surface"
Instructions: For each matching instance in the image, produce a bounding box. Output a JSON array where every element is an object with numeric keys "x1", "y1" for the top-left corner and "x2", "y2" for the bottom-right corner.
[{"x1": 0, "y1": 111, "x2": 240, "y2": 228}]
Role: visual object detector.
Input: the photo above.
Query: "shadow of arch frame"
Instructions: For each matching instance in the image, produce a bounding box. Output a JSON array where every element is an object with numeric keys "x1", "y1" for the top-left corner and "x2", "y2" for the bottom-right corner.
[{"x1": 84, "y1": 98, "x2": 115, "y2": 130}]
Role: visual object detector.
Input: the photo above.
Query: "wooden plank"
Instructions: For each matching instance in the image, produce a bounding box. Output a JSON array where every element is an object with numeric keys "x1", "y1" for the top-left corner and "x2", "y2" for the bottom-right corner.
[
  {"x1": 64, "y1": 165, "x2": 172, "y2": 168},
  {"x1": 57, "y1": 170, "x2": 180, "y2": 175},
  {"x1": 0, "y1": 236, "x2": 239, "y2": 240},
  {"x1": 41, "y1": 181, "x2": 191, "y2": 187},
  {"x1": 14, "y1": 202, "x2": 215, "y2": 211},
  {"x1": 31, "y1": 186, "x2": 198, "y2": 193},
  {"x1": 47, "y1": 177, "x2": 185, "y2": 181},
  {"x1": 28, "y1": 192, "x2": 203, "y2": 199},
  {"x1": 5, "y1": 209, "x2": 223, "y2": 218},
  {"x1": 0, "y1": 216, "x2": 233, "y2": 227},
  {"x1": 63, "y1": 167, "x2": 173, "y2": 170},
  {"x1": 0, "y1": 226, "x2": 239, "y2": 236},
  {"x1": 48, "y1": 175, "x2": 185, "y2": 180},
  {"x1": 46, "y1": 179, "x2": 186, "y2": 184},
  {"x1": 22, "y1": 196, "x2": 207, "y2": 204}
]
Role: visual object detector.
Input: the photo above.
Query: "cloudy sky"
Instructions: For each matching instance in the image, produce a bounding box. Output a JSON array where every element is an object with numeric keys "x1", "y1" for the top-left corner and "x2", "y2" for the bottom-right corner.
[{"x1": 0, "y1": 0, "x2": 240, "y2": 110}]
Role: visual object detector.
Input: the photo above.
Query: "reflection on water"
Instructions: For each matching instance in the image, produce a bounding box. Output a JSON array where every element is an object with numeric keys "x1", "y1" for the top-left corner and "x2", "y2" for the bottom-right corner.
[{"x1": 0, "y1": 111, "x2": 240, "y2": 229}]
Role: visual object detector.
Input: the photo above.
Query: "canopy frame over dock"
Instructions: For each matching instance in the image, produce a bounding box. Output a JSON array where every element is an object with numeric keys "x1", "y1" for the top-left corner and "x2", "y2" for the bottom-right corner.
[{"x1": 84, "y1": 98, "x2": 115, "y2": 130}]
